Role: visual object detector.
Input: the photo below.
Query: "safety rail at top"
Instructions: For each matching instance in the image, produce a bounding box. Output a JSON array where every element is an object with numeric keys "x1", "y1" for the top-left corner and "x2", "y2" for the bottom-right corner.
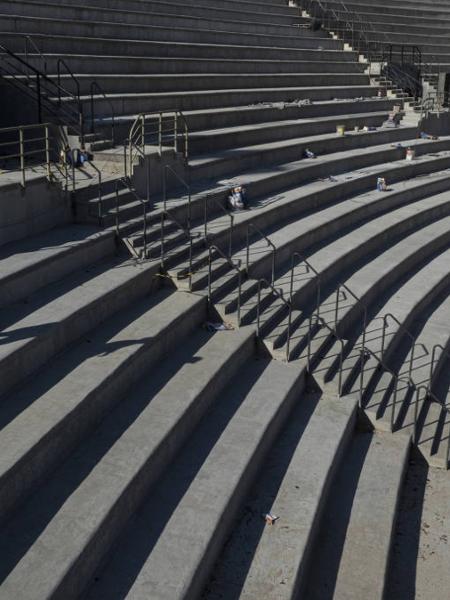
[
  {"x1": 299, "y1": 0, "x2": 440, "y2": 100},
  {"x1": 125, "y1": 110, "x2": 189, "y2": 178},
  {"x1": 0, "y1": 41, "x2": 85, "y2": 143},
  {"x1": 0, "y1": 122, "x2": 76, "y2": 190}
]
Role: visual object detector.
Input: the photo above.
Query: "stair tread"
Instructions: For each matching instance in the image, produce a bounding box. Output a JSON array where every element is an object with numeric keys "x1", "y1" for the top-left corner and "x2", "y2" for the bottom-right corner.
[
  {"x1": 0, "y1": 327, "x2": 253, "y2": 599},
  {"x1": 305, "y1": 431, "x2": 409, "y2": 600},
  {"x1": 0, "y1": 290, "x2": 204, "y2": 522},
  {"x1": 85, "y1": 358, "x2": 305, "y2": 600}
]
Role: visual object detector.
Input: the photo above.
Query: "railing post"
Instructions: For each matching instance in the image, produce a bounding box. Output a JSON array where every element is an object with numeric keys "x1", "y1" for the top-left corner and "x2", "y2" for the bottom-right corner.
[
  {"x1": 158, "y1": 112, "x2": 162, "y2": 156},
  {"x1": 173, "y1": 112, "x2": 178, "y2": 153},
  {"x1": 141, "y1": 114, "x2": 145, "y2": 154},
  {"x1": 391, "y1": 376, "x2": 399, "y2": 432},
  {"x1": 246, "y1": 225, "x2": 250, "y2": 273},
  {"x1": 359, "y1": 346, "x2": 365, "y2": 406},
  {"x1": 44, "y1": 125, "x2": 50, "y2": 180},
  {"x1": 36, "y1": 73, "x2": 42, "y2": 123},
  {"x1": 19, "y1": 127, "x2": 25, "y2": 187}
]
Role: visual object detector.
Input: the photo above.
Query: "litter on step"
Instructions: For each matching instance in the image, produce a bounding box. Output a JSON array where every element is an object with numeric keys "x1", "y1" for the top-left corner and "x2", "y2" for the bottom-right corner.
[{"x1": 204, "y1": 322, "x2": 235, "y2": 332}]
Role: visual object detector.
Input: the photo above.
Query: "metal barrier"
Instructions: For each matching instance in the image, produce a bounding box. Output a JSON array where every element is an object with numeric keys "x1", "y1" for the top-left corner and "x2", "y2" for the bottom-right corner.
[
  {"x1": 246, "y1": 223, "x2": 276, "y2": 285},
  {"x1": 208, "y1": 245, "x2": 243, "y2": 325},
  {"x1": 0, "y1": 122, "x2": 78, "y2": 192},
  {"x1": 414, "y1": 386, "x2": 450, "y2": 467},
  {"x1": 126, "y1": 110, "x2": 189, "y2": 177},
  {"x1": 429, "y1": 344, "x2": 450, "y2": 384},
  {"x1": 89, "y1": 81, "x2": 115, "y2": 147},
  {"x1": 308, "y1": 313, "x2": 345, "y2": 394},
  {"x1": 256, "y1": 278, "x2": 293, "y2": 360},
  {"x1": 0, "y1": 42, "x2": 84, "y2": 142},
  {"x1": 203, "y1": 193, "x2": 234, "y2": 258},
  {"x1": 289, "y1": 251, "x2": 322, "y2": 313},
  {"x1": 381, "y1": 313, "x2": 428, "y2": 380},
  {"x1": 115, "y1": 177, "x2": 148, "y2": 258}
]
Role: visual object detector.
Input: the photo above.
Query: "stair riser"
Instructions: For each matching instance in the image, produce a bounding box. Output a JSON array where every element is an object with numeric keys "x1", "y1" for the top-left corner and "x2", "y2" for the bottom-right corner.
[
  {"x1": 185, "y1": 367, "x2": 307, "y2": 599},
  {"x1": 338, "y1": 229, "x2": 450, "y2": 336},
  {"x1": 49, "y1": 329, "x2": 256, "y2": 600},
  {"x1": 0, "y1": 296, "x2": 207, "y2": 524},
  {"x1": 0, "y1": 261, "x2": 163, "y2": 399},
  {"x1": 0, "y1": 16, "x2": 340, "y2": 50},
  {"x1": 26, "y1": 55, "x2": 367, "y2": 76},
  {"x1": 191, "y1": 128, "x2": 414, "y2": 181},
  {"x1": 291, "y1": 190, "x2": 450, "y2": 314},
  {"x1": 0, "y1": 1, "x2": 302, "y2": 29},
  {"x1": 189, "y1": 113, "x2": 387, "y2": 155},
  {"x1": 51, "y1": 74, "x2": 370, "y2": 96},
  {"x1": 1, "y1": 32, "x2": 353, "y2": 61}
]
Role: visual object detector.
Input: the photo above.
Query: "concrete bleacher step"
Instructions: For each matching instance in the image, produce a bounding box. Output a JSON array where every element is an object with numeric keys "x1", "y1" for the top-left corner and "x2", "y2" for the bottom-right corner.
[
  {"x1": 189, "y1": 110, "x2": 391, "y2": 154},
  {"x1": 0, "y1": 288, "x2": 205, "y2": 522},
  {"x1": 255, "y1": 186, "x2": 450, "y2": 361},
  {"x1": 0, "y1": 225, "x2": 114, "y2": 308},
  {"x1": 0, "y1": 31, "x2": 355, "y2": 62},
  {"x1": 0, "y1": 14, "x2": 338, "y2": 52},
  {"x1": 0, "y1": 0, "x2": 304, "y2": 29},
  {"x1": 51, "y1": 73, "x2": 370, "y2": 96},
  {"x1": 303, "y1": 430, "x2": 410, "y2": 600},
  {"x1": 203, "y1": 390, "x2": 357, "y2": 599},
  {"x1": 0, "y1": 326, "x2": 255, "y2": 599},
  {"x1": 82, "y1": 358, "x2": 306, "y2": 600},
  {"x1": 24, "y1": 54, "x2": 367, "y2": 76},
  {"x1": 0, "y1": 253, "x2": 169, "y2": 398}
]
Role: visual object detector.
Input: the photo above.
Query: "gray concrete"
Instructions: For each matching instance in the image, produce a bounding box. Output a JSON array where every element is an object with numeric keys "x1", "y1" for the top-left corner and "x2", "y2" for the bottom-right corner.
[
  {"x1": 304, "y1": 430, "x2": 410, "y2": 600},
  {"x1": 0, "y1": 327, "x2": 254, "y2": 599}
]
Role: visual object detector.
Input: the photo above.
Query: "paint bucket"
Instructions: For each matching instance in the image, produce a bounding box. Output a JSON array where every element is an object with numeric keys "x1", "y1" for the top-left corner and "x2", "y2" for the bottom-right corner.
[{"x1": 336, "y1": 124, "x2": 345, "y2": 136}]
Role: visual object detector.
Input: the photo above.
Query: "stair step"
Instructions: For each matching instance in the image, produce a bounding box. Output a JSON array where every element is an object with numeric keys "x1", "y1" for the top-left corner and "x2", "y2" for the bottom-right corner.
[
  {"x1": 304, "y1": 431, "x2": 410, "y2": 600},
  {"x1": 0, "y1": 327, "x2": 254, "y2": 599},
  {"x1": 85, "y1": 358, "x2": 306, "y2": 600},
  {"x1": 206, "y1": 391, "x2": 357, "y2": 598},
  {"x1": 0, "y1": 289, "x2": 206, "y2": 523}
]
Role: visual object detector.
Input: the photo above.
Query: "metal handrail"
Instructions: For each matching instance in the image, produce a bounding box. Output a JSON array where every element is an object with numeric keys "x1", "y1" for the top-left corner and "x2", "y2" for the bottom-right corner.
[
  {"x1": 24, "y1": 35, "x2": 47, "y2": 75},
  {"x1": 0, "y1": 44, "x2": 82, "y2": 129},
  {"x1": 127, "y1": 110, "x2": 189, "y2": 167},
  {"x1": 360, "y1": 345, "x2": 414, "y2": 430},
  {"x1": 207, "y1": 245, "x2": 243, "y2": 326},
  {"x1": 381, "y1": 312, "x2": 429, "y2": 379},
  {"x1": 246, "y1": 223, "x2": 276, "y2": 284},
  {"x1": 289, "y1": 251, "x2": 322, "y2": 315},
  {"x1": 115, "y1": 177, "x2": 149, "y2": 258},
  {"x1": 56, "y1": 59, "x2": 84, "y2": 141},
  {"x1": 429, "y1": 344, "x2": 450, "y2": 384},
  {"x1": 0, "y1": 122, "x2": 52, "y2": 187},
  {"x1": 163, "y1": 164, "x2": 191, "y2": 227},
  {"x1": 309, "y1": 313, "x2": 345, "y2": 394},
  {"x1": 415, "y1": 385, "x2": 450, "y2": 466},
  {"x1": 86, "y1": 160, "x2": 103, "y2": 226},
  {"x1": 203, "y1": 194, "x2": 234, "y2": 258},
  {"x1": 256, "y1": 277, "x2": 293, "y2": 360},
  {"x1": 89, "y1": 81, "x2": 115, "y2": 146}
]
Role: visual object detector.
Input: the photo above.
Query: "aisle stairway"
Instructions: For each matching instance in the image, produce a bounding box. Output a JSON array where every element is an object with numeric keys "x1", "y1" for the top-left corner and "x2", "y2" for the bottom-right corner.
[{"x1": 0, "y1": 0, "x2": 449, "y2": 598}]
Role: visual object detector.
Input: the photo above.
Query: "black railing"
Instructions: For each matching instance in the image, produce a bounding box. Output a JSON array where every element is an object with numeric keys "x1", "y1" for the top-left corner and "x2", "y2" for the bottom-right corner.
[{"x1": 0, "y1": 42, "x2": 84, "y2": 142}]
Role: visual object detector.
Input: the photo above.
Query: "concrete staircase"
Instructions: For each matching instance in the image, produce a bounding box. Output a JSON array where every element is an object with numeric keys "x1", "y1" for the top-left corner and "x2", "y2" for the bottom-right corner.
[{"x1": 0, "y1": 0, "x2": 449, "y2": 598}]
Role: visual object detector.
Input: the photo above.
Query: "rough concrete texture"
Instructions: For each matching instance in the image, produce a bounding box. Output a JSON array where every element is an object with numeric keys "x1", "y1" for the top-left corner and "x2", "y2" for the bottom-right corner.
[{"x1": 386, "y1": 455, "x2": 450, "y2": 600}]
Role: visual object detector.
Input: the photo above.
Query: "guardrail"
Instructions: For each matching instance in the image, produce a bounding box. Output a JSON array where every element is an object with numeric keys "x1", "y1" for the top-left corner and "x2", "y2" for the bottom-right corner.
[
  {"x1": 126, "y1": 110, "x2": 189, "y2": 178},
  {"x1": 89, "y1": 81, "x2": 115, "y2": 147},
  {"x1": 414, "y1": 385, "x2": 450, "y2": 467},
  {"x1": 208, "y1": 245, "x2": 244, "y2": 325}
]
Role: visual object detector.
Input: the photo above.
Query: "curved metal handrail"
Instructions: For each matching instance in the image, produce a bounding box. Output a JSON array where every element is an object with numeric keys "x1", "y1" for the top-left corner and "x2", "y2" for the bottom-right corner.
[
  {"x1": 208, "y1": 244, "x2": 243, "y2": 325},
  {"x1": 246, "y1": 223, "x2": 276, "y2": 284},
  {"x1": 89, "y1": 81, "x2": 115, "y2": 146}
]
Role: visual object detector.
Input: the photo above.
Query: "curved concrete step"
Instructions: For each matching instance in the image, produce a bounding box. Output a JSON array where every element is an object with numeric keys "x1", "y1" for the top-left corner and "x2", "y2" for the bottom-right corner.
[
  {"x1": 303, "y1": 430, "x2": 410, "y2": 600},
  {"x1": 84, "y1": 359, "x2": 306, "y2": 600},
  {"x1": 204, "y1": 391, "x2": 357, "y2": 599},
  {"x1": 0, "y1": 327, "x2": 254, "y2": 599},
  {"x1": 0, "y1": 289, "x2": 206, "y2": 523},
  {"x1": 0, "y1": 255, "x2": 163, "y2": 398},
  {"x1": 0, "y1": 225, "x2": 114, "y2": 308}
]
